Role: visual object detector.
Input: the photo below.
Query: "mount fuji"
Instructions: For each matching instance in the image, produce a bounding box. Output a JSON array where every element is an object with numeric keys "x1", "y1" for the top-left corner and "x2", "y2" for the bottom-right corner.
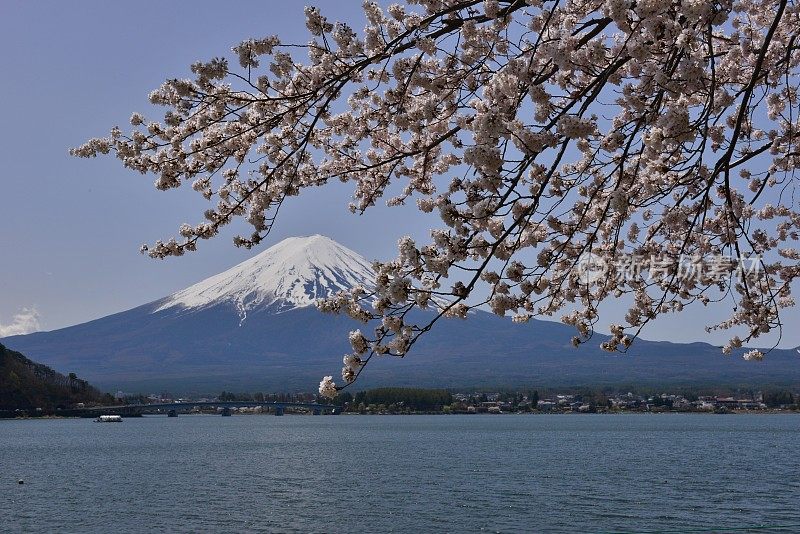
[
  {"x1": 3, "y1": 235, "x2": 800, "y2": 393},
  {"x1": 154, "y1": 235, "x2": 375, "y2": 317}
]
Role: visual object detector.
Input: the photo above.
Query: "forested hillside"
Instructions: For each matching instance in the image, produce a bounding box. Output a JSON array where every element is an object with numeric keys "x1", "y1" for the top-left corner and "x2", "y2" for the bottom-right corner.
[{"x1": 0, "y1": 343, "x2": 113, "y2": 413}]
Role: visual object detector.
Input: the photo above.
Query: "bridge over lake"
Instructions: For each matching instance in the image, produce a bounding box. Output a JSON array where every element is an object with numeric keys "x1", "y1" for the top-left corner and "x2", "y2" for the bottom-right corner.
[{"x1": 77, "y1": 401, "x2": 338, "y2": 417}]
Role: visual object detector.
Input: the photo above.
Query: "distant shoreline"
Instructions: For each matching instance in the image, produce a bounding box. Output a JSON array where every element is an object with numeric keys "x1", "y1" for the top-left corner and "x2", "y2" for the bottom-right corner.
[{"x1": 3, "y1": 409, "x2": 800, "y2": 420}]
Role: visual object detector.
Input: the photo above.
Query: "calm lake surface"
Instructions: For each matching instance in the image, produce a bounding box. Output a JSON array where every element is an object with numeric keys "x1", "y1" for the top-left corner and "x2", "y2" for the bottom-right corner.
[{"x1": 1, "y1": 414, "x2": 799, "y2": 533}]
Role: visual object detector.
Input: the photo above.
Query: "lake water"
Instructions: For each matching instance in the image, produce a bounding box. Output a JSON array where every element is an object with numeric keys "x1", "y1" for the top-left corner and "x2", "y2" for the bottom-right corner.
[{"x1": 1, "y1": 414, "x2": 799, "y2": 533}]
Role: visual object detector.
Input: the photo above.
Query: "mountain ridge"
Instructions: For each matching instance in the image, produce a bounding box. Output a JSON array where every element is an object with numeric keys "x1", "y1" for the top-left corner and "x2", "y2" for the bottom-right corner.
[{"x1": 3, "y1": 235, "x2": 799, "y2": 393}]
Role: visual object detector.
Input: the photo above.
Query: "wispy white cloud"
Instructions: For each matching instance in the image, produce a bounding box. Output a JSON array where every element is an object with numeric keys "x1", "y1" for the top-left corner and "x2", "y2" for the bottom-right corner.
[{"x1": 0, "y1": 307, "x2": 41, "y2": 337}]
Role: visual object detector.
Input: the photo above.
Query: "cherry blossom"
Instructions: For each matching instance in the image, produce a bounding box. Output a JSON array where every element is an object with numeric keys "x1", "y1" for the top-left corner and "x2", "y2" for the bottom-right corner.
[
  {"x1": 318, "y1": 375, "x2": 337, "y2": 399},
  {"x1": 74, "y1": 0, "x2": 800, "y2": 395}
]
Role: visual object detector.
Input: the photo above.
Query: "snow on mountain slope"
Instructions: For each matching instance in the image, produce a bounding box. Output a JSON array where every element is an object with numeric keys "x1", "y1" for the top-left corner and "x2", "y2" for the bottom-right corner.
[{"x1": 155, "y1": 235, "x2": 375, "y2": 316}]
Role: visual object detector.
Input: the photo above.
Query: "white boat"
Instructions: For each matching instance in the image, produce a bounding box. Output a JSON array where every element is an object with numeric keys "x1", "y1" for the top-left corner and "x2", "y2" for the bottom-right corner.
[{"x1": 95, "y1": 415, "x2": 123, "y2": 422}]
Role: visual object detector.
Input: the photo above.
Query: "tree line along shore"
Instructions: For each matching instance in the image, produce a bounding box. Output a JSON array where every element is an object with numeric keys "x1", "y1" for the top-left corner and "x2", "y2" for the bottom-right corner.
[
  {"x1": 3, "y1": 339, "x2": 798, "y2": 418},
  {"x1": 100, "y1": 387, "x2": 800, "y2": 417}
]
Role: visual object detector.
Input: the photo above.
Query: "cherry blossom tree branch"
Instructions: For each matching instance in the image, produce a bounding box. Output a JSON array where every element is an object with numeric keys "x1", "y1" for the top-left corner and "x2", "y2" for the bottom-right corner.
[{"x1": 71, "y1": 0, "x2": 800, "y2": 396}]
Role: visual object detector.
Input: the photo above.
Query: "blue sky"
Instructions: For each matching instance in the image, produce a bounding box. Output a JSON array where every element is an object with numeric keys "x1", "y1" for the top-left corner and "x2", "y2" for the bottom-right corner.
[{"x1": 1, "y1": 1, "x2": 797, "y2": 349}]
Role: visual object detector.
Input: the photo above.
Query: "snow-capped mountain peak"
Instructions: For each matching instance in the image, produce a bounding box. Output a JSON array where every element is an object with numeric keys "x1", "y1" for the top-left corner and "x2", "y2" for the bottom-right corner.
[{"x1": 155, "y1": 235, "x2": 374, "y2": 315}]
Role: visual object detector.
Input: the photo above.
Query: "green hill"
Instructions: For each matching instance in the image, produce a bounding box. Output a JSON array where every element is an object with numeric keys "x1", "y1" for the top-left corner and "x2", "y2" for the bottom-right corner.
[{"x1": 0, "y1": 342, "x2": 113, "y2": 414}]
